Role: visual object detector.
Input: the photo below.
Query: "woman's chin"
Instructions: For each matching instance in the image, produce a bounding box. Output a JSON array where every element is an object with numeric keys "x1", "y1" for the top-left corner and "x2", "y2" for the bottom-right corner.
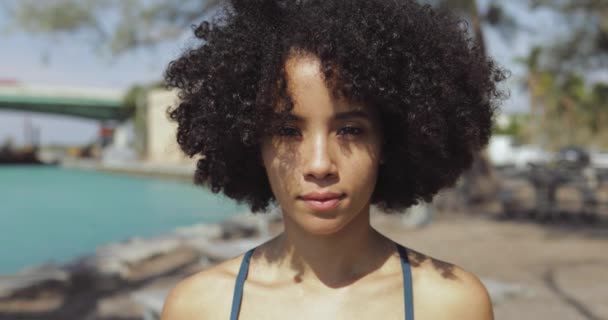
[
  {"x1": 293, "y1": 211, "x2": 353, "y2": 235},
  {"x1": 281, "y1": 199, "x2": 366, "y2": 235}
]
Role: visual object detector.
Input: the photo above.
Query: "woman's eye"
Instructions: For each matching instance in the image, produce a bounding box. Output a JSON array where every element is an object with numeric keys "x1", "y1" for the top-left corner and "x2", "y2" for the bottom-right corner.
[
  {"x1": 277, "y1": 126, "x2": 301, "y2": 137},
  {"x1": 337, "y1": 126, "x2": 364, "y2": 136}
]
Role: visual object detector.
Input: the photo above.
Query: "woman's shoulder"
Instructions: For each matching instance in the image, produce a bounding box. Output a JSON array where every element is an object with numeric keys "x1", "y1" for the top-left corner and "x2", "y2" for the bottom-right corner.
[
  {"x1": 160, "y1": 253, "x2": 245, "y2": 320},
  {"x1": 403, "y1": 246, "x2": 494, "y2": 320}
]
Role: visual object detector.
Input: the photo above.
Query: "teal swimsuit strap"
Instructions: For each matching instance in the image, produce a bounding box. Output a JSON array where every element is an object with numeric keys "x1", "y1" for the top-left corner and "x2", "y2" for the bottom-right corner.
[
  {"x1": 397, "y1": 243, "x2": 415, "y2": 320},
  {"x1": 229, "y1": 243, "x2": 414, "y2": 320},
  {"x1": 230, "y1": 248, "x2": 254, "y2": 320}
]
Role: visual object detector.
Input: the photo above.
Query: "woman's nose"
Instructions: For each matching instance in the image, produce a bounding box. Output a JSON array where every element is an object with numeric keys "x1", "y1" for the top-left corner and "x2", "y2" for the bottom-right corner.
[{"x1": 303, "y1": 134, "x2": 337, "y2": 180}]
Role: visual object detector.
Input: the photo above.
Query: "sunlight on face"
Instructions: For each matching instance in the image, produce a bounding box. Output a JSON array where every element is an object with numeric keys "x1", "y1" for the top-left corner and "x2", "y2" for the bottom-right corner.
[{"x1": 261, "y1": 53, "x2": 383, "y2": 235}]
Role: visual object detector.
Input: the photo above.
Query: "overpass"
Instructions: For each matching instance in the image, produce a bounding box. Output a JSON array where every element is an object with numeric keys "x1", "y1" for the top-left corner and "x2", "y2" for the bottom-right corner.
[{"x1": 0, "y1": 84, "x2": 132, "y2": 121}]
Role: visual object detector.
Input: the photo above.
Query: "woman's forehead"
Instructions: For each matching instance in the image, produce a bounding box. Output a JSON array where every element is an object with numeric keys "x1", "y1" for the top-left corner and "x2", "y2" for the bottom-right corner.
[
  {"x1": 283, "y1": 53, "x2": 372, "y2": 118},
  {"x1": 285, "y1": 53, "x2": 322, "y2": 82}
]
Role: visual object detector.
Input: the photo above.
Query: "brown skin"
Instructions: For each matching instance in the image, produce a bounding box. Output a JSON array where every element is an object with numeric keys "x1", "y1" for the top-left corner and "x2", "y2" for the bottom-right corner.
[{"x1": 161, "y1": 53, "x2": 494, "y2": 320}]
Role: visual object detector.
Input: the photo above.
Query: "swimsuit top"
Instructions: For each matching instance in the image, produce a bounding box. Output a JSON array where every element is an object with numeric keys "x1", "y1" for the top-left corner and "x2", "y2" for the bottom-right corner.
[{"x1": 229, "y1": 243, "x2": 414, "y2": 320}]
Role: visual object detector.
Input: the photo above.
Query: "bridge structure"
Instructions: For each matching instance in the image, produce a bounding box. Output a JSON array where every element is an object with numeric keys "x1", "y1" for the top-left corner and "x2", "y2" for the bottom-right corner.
[{"x1": 0, "y1": 84, "x2": 131, "y2": 121}]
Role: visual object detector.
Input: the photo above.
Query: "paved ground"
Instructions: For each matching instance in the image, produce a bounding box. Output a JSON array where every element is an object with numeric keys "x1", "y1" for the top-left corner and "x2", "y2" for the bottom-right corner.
[
  {"x1": 3, "y1": 206, "x2": 605, "y2": 320},
  {"x1": 373, "y1": 212, "x2": 608, "y2": 320}
]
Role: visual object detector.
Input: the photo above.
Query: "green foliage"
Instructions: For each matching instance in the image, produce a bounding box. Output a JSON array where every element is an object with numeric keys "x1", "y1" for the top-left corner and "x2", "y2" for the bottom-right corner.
[
  {"x1": 514, "y1": 1, "x2": 608, "y2": 150},
  {"x1": 4, "y1": 0, "x2": 213, "y2": 55},
  {"x1": 122, "y1": 85, "x2": 146, "y2": 111},
  {"x1": 522, "y1": 65, "x2": 608, "y2": 149},
  {"x1": 492, "y1": 115, "x2": 523, "y2": 137},
  {"x1": 529, "y1": 0, "x2": 608, "y2": 71},
  {"x1": 10, "y1": 0, "x2": 106, "y2": 33},
  {"x1": 7, "y1": 0, "x2": 512, "y2": 55},
  {"x1": 122, "y1": 81, "x2": 163, "y2": 111},
  {"x1": 5, "y1": 0, "x2": 608, "y2": 149},
  {"x1": 121, "y1": 82, "x2": 164, "y2": 155}
]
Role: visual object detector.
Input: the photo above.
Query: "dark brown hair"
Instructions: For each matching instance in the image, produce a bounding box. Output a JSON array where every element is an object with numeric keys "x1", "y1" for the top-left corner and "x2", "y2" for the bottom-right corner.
[{"x1": 165, "y1": 0, "x2": 507, "y2": 212}]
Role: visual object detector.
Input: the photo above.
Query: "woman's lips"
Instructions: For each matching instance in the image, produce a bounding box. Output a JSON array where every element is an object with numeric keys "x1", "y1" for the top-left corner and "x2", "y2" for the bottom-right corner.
[{"x1": 299, "y1": 194, "x2": 344, "y2": 211}]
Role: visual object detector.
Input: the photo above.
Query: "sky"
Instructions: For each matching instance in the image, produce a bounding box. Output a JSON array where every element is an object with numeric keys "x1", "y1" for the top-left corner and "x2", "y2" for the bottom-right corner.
[
  {"x1": 0, "y1": 0, "x2": 574, "y2": 146},
  {"x1": 0, "y1": 3, "x2": 191, "y2": 146}
]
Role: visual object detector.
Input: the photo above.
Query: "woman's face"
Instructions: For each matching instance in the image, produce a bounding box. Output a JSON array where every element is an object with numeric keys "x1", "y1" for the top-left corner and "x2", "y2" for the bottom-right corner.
[{"x1": 261, "y1": 54, "x2": 383, "y2": 235}]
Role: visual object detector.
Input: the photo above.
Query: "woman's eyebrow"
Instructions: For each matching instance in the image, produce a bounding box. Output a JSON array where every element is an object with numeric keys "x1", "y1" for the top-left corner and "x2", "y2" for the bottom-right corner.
[
  {"x1": 333, "y1": 110, "x2": 372, "y2": 121},
  {"x1": 279, "y1": 113, "x2": 304, "y2": 122},
  {"x1": 274, "y1": 110, "x2": 372, "y2": 122}
]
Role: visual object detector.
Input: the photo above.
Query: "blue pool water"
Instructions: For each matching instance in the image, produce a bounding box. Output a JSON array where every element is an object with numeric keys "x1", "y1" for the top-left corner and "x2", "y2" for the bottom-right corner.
[{"x1": 0, "y1": 166, "x2": 246, "y2": 274}]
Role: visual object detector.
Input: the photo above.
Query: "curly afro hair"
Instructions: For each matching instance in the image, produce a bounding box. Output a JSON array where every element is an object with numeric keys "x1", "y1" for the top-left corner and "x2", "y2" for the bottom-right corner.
[{"x1": 165, "y1": 0, "x2": 507, "y2": 213}]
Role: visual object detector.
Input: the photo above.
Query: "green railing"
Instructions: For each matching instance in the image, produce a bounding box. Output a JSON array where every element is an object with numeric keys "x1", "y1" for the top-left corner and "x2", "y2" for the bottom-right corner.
[{"x1": 0, "y1": 93, "x2": 132, "y2": 120}]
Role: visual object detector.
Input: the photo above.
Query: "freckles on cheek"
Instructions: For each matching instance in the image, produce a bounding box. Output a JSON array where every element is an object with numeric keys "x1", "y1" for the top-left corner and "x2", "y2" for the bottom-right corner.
[
  {"x1": 264, "y1": 148, "x2": 299, "y2": 183},
  {"x1": 353, "y1": 144, "x2": 380, "y2": 166},
  {"x1": 354, "y1": 161, "x2": 378, "y2": 180},
  {"x1": 265, "y1": 154, "x2": 302, "y2": 204},
  {"x1": 274, "y1": 155, "x2": 299, "y2": 182}
]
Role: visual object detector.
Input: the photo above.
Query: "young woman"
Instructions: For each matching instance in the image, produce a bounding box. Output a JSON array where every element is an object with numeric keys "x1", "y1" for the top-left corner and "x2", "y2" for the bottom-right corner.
[{"x1": 161, "y1": 0, "x2": 506, "y2": 319}]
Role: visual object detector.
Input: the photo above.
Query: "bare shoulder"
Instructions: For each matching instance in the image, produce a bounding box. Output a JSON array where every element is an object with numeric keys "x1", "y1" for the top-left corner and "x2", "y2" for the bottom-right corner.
[
  {"x1": 160, "y1": 254, "x2": 243, "y2": 320},
  {"x1": 405, "y1": 247, "x2": 494, "y2": 320}
]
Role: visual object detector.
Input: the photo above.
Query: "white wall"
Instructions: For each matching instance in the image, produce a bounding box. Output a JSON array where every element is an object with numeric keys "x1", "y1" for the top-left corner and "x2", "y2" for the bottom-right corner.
[{"x1": 145, "y1": 89, "x2": 194, "y2": 164}]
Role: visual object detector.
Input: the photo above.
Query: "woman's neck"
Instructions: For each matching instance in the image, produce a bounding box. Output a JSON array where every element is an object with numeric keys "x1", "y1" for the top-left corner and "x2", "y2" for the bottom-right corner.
[{"x1": 273, "y1": 206, "x2": 395, "y2": 289}]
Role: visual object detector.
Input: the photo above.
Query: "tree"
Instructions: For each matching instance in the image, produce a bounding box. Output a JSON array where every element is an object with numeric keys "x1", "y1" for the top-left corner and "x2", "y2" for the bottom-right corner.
[
  {"x1": 3, "y1": 0, "x2": 217, "y2": 55},
  {"x1": 5, "y1": 0, "x2": 519, "y2": 56},
  {"x1": 518, "y1": 47, "x2": 608, "y2": 149},
  {"x1": 11, "y1": 1, "x2": 606, "y2": 137},
  {"x1": 516, "y1": 1, "x2": 608, "y2": 150},
  {"x1": 529, "y1": 0, "x2": 608, "y2": 71}
]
